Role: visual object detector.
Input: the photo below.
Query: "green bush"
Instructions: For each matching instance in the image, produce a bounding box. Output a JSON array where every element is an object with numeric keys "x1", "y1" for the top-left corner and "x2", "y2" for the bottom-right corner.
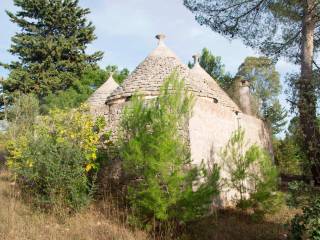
[
  {"x1": 221, "y1": 128, "x2": 283, "y2": 219},
  {"x1": 119, "y1": 72, "x2": 220, "y2": 228},
  {"x1": 273, "y1": 117, "x2": 309, "y2": 176},
  {"x1": 6, "y1": 93, "x2": 39, "y2": 137},
  {"x1": 6, "y1": 100, "x2": 105, "y2": 211},
  {"x1": 290, "y1": 198, "x2": 320, "y2": 240},
  {"x1": 287, "y1": 181, "x2": 313, "y2": 208},
  {"x1": 288, "y1": 181, "x2": 320, "y2": 240},
  {"x1": 273, "y1": 137, "x2": 305, "y2": 176}
]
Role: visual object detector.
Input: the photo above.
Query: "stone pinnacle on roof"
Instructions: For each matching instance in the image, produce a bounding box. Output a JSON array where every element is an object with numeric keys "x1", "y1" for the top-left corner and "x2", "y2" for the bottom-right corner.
[
  {"x1": 156, "y1": 34, "x2": 166, "y2": 46},
  {"x1": 149, "y1": 34, "x2": 177, "y2": 58}
]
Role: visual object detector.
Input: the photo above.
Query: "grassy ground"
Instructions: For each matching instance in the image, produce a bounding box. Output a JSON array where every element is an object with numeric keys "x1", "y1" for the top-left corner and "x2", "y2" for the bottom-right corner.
[
  {"x1": 183, "y1": 207, "x2": 298, "y2": 240},
  {"x1": 0, "y1": 168, "x2": 298, "y2": 240},
  {"x1": 0, "y1": 170, "x2": 147, "y2": 240}
]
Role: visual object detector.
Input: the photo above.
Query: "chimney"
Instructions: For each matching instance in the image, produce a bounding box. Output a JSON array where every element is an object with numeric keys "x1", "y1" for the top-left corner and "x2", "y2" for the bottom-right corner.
[
  {"x1": 155, "y1": 34, "x2": 166, "y2": 46},
  {"x1": 238, "y1": 77, "x2": 252, "y2": 115},
  {"x1": 192, "y1": 53, "x2": 200, "y2": 67}
]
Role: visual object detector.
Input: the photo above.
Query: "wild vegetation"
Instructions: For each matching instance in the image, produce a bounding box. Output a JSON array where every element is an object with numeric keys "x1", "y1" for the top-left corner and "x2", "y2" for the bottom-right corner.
[
  {"x1": 221, "y1": 128, "x2": 283, "y2": 220},
  {"x1": 119, "y1": 73, "x2": 220, "y2": 230},
  {"x1": 0, "y1": 0, "x2": 319, "y2": 239},
  {"x1": 41, "y1": 65, "x2": 129, "y2": 112},
  {"x1": 6, "y1": 95, "x2": 105, "y2": 211}
]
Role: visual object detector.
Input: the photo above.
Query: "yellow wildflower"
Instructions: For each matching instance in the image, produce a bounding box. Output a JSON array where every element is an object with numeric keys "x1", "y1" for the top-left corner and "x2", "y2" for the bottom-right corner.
[
  {"x1": 85, "y1": 163, "x2": 94, "y2": 172},
  {"x1": 26, "y1": 159, "x2": 33, "y2": 168}
]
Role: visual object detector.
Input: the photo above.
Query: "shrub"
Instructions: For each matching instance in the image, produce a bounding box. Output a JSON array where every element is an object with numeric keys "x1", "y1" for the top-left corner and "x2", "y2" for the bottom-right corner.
[
  {"x1": 119, "y1": 72, "x2": 220, "y2": 228},
  {"x1": 6, "y1": 93, "x2": 39, "y2": 137},
  {"x1": 288, "y1": 181, "x2": 320, "y2": 240},
  {"x1": 273, "y1": 137, "x2": 305, "y2": 176},
  {"x1": 6, "y1": 103, "x2": 105, "y2": 211},
  {"x1": 221, "y1": 128, "x2": 283, "y2": 219},
  {"x1": 290, "y1": 198, "x2": 320, "y2": 240},
  {"x1": 287, "y1": 181, "x2": 313, "y2": 209}
]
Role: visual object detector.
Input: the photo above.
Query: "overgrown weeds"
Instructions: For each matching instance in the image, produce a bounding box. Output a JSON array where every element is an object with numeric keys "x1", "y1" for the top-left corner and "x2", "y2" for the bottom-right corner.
[{"x1": 0, "y1": 169, "x2": 148, "y2": 240}]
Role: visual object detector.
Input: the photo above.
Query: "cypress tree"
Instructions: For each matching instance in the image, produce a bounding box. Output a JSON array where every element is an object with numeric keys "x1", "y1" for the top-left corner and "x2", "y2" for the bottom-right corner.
[{"x1": 2, "y1": 0, "x2": 103, "y2": 98}]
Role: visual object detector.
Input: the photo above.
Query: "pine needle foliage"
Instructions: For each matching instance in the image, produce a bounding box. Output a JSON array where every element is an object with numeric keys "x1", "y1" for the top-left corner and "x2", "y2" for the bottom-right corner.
[
  {"x1": 221, "y1": 128, "x2": 283, "y2": 220},
  {"x1": 119, "y1": 72, "x2": 220, "y2": 227},
  {"x1": 1, "y1": 0, "x2": 103, "y2": 99}
]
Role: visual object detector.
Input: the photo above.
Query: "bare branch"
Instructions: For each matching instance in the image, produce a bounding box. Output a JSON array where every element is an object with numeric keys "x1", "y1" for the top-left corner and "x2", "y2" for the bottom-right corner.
[{"x1": 313, "y1": 60, "x2": 320, "y2": 70}]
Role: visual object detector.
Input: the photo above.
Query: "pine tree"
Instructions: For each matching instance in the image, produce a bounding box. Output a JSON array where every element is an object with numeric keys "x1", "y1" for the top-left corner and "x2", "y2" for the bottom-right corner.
[
  {"x1": 120, "y1": 72, "x2": 220, "y2": 226},
  {"x1": 184, "y1": 0, "x2": 320, "y2": 185},
  {"x1": 2, "y1": 0, "x2": 103, "y2": 99}
]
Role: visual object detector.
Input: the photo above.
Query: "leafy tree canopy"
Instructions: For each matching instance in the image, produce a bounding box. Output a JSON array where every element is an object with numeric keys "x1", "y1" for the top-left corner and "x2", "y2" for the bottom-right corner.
[
  {"x1": 41, "y1": 65, "x2": 129, "y2": 111},
  {"x1": 183, "y1": 0, "x2": 320, "y2": 184},
  {"x1": 237, "y1": 57, "x2": 281, "y2": 103},
  {"x1": 188, "y1": 48, "x2": 234, "y2": 90},
  {"x1": 234, "y1": 56, "x2": 287, "y2": 134},
  {"x1": 184, "y1": 0, "x2": 315, "y2": 62},
  {"x1": 105, "y1": 65, "x2": 130, "y2": 85}
]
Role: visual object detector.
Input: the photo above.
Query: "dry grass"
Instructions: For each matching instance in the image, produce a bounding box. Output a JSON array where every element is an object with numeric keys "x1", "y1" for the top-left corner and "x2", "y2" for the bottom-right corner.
[
  {"x1": 0, "y1": 168, "x2": 299, "y2": 240},
  {"x1": 0, "y1": 170, "x2": 148, "y2": 240},
  {"x1": 183, "y1": 207, "x2": 299, "y2": 240}
]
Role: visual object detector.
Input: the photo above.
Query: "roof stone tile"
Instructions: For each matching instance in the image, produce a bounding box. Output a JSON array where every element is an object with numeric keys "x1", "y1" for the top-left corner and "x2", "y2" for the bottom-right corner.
[
  {"x1": 105, "y1": 35, "x2": 240, "y2": 112},
  {"x1": 88, "y1": 74, "x2": 119, "y2": 106}
]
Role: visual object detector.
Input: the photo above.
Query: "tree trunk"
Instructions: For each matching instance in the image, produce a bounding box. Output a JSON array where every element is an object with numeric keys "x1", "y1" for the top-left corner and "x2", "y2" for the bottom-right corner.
[{"x1": 299, "y1": 0, "x2": 320, "y2": 185}]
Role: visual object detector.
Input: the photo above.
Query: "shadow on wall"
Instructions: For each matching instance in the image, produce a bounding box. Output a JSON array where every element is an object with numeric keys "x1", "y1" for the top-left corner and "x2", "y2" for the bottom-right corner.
[
  {"x1": 258, "y1": 122, "x2": 274, "y2": 159},
  {"x1": 204, "y1": 143, "x2": 223, "y2": 208}
]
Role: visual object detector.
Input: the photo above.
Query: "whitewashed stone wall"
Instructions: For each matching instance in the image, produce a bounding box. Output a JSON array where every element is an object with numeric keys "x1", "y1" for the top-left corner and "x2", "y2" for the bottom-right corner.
[{"x1": 188, "y1": 97, "x2": 272, "y2": 206}]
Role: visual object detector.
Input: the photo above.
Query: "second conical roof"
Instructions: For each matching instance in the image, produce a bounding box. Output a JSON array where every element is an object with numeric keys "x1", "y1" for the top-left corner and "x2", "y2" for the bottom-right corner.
[
  {"x1": 190, "y1": 56, "x2": 240, "y2": 111},
  {"x1": 88, "y1": 74, "x2": 119, "y2": 105}
]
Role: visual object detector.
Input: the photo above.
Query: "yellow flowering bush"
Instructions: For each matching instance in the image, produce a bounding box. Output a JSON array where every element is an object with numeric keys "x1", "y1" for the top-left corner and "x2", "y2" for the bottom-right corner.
[{"x1": 7, "y1": 104, "x2": 105, "y2": 210}]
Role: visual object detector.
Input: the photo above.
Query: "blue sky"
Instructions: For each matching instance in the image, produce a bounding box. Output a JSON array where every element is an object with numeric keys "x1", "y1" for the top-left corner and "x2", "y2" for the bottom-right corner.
[{"x1": 0, "y1": 0, "x2": 298, "y2": 129}]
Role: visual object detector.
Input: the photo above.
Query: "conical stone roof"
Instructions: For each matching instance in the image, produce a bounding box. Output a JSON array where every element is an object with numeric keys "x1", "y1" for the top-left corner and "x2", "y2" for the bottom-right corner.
[
  {"x1": 106, "y1": 34, "x2": 218, "y2": 104},
  {"x1": 88, "y1": 73, "x2": 119, "y2": 106},
  {"x1": 190, "y1": 54, "x2": 240, "y2": 111},
  {"x1": 106, "y1": 35, "x2": 240, "y2": 113}
]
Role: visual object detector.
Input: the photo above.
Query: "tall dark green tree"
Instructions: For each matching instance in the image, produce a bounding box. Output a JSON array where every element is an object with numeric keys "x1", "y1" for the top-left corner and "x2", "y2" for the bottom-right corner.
[
  {"x1": 184, "y1": 0, "x2": 320, "y2": 184},
  {"x1": 2, "y1": 0, "x2": 103, "y2": 98},
  {"x1": 188, "y1": 48, "x2": 234, "y2": 90}
]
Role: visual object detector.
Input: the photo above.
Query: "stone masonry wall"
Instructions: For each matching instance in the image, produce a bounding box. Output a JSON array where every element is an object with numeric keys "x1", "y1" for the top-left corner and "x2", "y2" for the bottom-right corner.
[
  {"x1": 188, "y1": 97, "x2": 272, "y2": 206},
  {"x1": 101, "y1": 96, "x2": 272, "y2": 206}
]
